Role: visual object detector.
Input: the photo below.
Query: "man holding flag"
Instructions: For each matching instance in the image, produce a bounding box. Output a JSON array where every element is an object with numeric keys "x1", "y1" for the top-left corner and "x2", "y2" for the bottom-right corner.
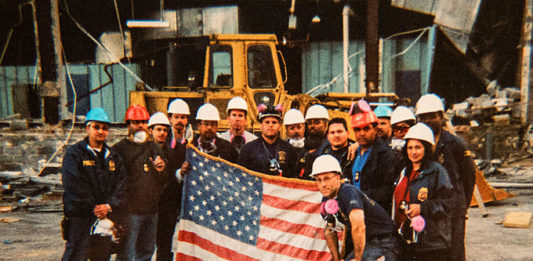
[{"x1": 311, "y1": 154, "x2": 399, "y2": 261}]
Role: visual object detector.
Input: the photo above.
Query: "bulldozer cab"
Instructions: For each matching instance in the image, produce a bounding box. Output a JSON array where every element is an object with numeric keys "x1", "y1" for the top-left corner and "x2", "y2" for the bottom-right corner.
[{"x1": 130, "y1": 34, "x2": 288, "y2": 132}]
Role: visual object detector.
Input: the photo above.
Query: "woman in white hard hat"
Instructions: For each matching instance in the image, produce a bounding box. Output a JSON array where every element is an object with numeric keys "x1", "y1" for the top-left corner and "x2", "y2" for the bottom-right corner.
[{"x1": 392, "y1": 123, "x2": 456, "y2": 261}]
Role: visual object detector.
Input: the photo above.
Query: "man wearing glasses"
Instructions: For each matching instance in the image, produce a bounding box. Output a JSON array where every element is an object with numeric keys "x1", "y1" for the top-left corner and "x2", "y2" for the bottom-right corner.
[{"x1": 61, "y1": 108, "x2": 126, "y2": 260}]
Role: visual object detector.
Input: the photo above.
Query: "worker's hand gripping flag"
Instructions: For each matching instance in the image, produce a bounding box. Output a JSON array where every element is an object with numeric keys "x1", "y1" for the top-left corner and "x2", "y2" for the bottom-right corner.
[{"x1": 176, "y1": 146, "x2": 332, "y2": 260}]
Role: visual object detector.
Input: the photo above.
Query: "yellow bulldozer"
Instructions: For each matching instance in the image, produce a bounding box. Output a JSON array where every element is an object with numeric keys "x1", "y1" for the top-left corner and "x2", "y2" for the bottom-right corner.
[{"x1": 129, "y1": 33, "x2": 512, "y2": 207}]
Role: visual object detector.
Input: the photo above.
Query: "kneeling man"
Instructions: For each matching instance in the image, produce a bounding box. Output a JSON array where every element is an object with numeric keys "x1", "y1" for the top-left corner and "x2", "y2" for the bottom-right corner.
[{"x1": 311, "y1": 155, "x2": 399, "y2": 261}]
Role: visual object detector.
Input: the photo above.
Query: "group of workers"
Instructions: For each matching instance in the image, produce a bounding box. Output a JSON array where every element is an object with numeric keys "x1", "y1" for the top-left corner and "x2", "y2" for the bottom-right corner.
[{"x1": 60, "y1": 93, "x2": 476, "y2": 261}]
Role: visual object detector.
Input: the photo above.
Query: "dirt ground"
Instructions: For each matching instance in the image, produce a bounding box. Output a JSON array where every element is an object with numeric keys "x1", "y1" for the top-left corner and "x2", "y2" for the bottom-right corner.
[{"x1": 0, "y1": 188, "x2": 532, "y2": 261}]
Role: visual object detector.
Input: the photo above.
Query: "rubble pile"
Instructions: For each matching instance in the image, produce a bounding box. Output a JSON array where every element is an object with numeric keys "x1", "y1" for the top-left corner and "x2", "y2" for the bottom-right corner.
[{"x1": 0, "y1": 123, "x2": 127, "y2": 213}]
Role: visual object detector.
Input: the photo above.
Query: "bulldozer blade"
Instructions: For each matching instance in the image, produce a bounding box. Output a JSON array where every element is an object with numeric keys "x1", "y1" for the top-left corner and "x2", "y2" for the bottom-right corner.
[{"x1": 470, "y1": 169, "x2": 516, "y2": 207}]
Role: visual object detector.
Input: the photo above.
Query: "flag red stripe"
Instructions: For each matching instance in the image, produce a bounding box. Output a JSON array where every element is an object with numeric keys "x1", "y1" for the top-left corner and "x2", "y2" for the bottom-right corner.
[
  {"x1": 263, "y1": 194, "x2": 321, "y2": 214},
  {"x1": 178, "y1": 230, "x2": 258, "y2": 261},
  {"x1": 263, "y1": 178, "x2": 318, "y2": 191},
  {"x1": 260, "y1": 216, "x2": 325, "y2": 240},
  {"x1": 256, "y1": 237, "x2": 330, "y2": 261},
  {"x1": 174, "y1": 253, "x2": 204, "y2": 261}
]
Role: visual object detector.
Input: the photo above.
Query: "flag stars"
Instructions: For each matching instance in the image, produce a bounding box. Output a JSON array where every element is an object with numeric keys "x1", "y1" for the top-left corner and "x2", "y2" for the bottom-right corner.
[
  {"x1": 228, "y1": 196, "x2": 234, "y2": 201},
  {"x1": 194, "y1": 205, "x2": 200, "y2": 211},
  {"x1": 199, "y1": 176, "x2": 204, "y2": 181},
  {"x1": 235, "y1": 206, "x2": 240, "y2": 211},
  {"x1": 199, "y1": 162, "x2": 204, "y2": 167},
  {"x1": 224, "y1": 225, "x2": 229, "y2": 231},
  {"x1": 235, "y1": 177, "x2": 240, "y2": 182},
  {"x1": 253, "y1": 206, "x2": 258, "y2": 211},
  {"x1": 241, "y1": 186, "x2": 247, "y2": 192},
  {"x1": 224, "y1": 172, "x2": 229, "y2": 177},
  {"x1": 216, "y1": 176, "x2": 222, "y2": 181},
  {"x1": 248, "y1": 182, "x2": 253, "y2": 187},
  {"x1": 253, "y1": 220, "x2": 257, "y2": 225},
  {"x1": 199, "y1": 215, "x2": 204, "y2": 221},
  {"x1": 210, "y1": 195, "x2": 215, "y2": 201},
  {"x1": 228, "y1": 210, "x2": 233, "y2": 216},
  {"x1": 228, "y1": 181, "x2": 234, "y2": 186},
  {"x1": 220, "y1": 216, "x2": 225, "y2": 221},
  {"x1": 237, "y1": 231, "x2": 242, "y2": 236},
  {"x1": 240, "y1": 202, "x2": 245, "y2": 207},
  {"x1": 249, "y1": 235, "x2": 254, "y2": 241},
  {"x1": 232, "y1": 221, "x2": 238, "y2": 226},
  {"x1": 197, "y1": 191, "x2": 203, "y2": 196},
  {"x1": 189, "y1": 211, "x2": 193, "y2": 215},
  {"x1": 254, "y1": 191, "x2": 260, "y2": 196},
  {"x1": 202, "y1": 200, "x2": 207, "y2": 206},
  {"x1": 211, "y1": 220, "x2": 217, "y2": 225},
  {"x1": 245, "y1": 225, "x2": 250, "y2": 231},
  {"x1": 215, "y1": 205, "x2": 220, "y2": 211},
  {"x1": 222, "y1": 201, "x2": 228, "y2": 206},
  {"x1": 205, "y1": 185, "x2": 210, "y2": 191},
  {"x1": 211, "y1": 167, "x2": 216, "y2": 172},
  {"x1": 203, "y1": 171, "x2": 209, "y2": 176},
  {"x1": 234, "y1": 191, "x2": 240, "y2": 197},
  {"x1": 192, "y1": 166, "x2": 197, "y2": 171},
  {"x1": 240, "y1": 216, "x2": 245, "y2": 221},
  {"x1": 247, "y1": 196, "x2": 253, "y2": 201},
  {"x1": 192, "y1": 181, "x2": 197, "y2": 186},
  {"x1": 247, "y1": 211, "x2": 252, "y2": 216},
  {"x1": 210, "y1": 181, "x2": 215, "y2": 186},
  {"x1": 206, "y1": 210, "x2": 212, "y2": 216},
  {"x1": 189, "y1": 195, "x2": 195, "y2": 201}
]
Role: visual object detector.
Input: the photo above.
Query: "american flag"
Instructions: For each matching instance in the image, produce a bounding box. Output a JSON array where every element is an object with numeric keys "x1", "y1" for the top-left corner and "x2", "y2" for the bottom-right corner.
[{"x1": 176, "y1": 146, "x2": 332, "y2": 260}]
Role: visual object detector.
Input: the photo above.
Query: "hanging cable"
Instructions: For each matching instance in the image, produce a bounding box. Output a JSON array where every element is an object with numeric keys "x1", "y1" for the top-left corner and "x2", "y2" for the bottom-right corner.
[
  {"x1": 307, "y1": 26, "x2": 432, "y2": 97},
  {"x1": 112, "y1": 0, "x2": 131, "y2": 64},
  {"x1": 62, "y1": 0, "x2": 152, "y2": 90},
  {"x1": 37, "y1": 44, "x2": 77, "y2": 176}
]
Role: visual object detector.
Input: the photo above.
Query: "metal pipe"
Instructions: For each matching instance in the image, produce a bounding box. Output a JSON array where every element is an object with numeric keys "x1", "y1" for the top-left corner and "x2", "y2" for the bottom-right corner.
[{"x1": 343, "y1": 5, "x2": 350, "y2": 93}]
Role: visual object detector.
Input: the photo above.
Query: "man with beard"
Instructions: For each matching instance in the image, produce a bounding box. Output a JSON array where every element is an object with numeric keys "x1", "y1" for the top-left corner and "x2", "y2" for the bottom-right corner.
[
  {"x1": 374, "y1": 105, "x2": 393, "y2": 142},
  {"x1": 113, "y1": 105, "x2": 167, "y2": 261},
  {"x1": 61, "y1": 108, "x2": 126, "y2": 260},
  {"x1": 218, "y1": 96, "x2": 257, "y2": 152},
  {"x1": 145, "y1": 112, "x2": 179, "y2": 261},
  {"x1": 167, "y1": 98, "x2": 193, "y2": 148},
  {"x1": 321, "y1": 118, "x2": 354, "y2": 177},
  {"x1": 238, "y1": 103, "x2": 298, "y2": 178},
  {"x1": 295, "y1": 104, "x2": 330, "y2": 180},
  {"x1": 283, "y1": 108, "x2": 306, "y2": 156},
  {"x1": 311, "y1": 155, "x2": 398, "y2": 261},
  {"x1": 347, "y1": 100, "x2": 397, "y2": 214},
  {"x1": 415, "y1": 93, "x2": 476, "y2": 261}
]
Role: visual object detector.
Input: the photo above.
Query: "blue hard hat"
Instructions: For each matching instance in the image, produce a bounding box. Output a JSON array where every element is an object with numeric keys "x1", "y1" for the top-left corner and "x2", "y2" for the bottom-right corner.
[
  {"x1": 85, "y1": 108, "x2": 111, "y2": 124},
  {"x1": 374, "y1": 105, "x2": 393, "y2": 118}
]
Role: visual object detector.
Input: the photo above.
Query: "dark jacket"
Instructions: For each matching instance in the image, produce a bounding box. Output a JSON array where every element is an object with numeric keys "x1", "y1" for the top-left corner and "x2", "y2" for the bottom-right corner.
[
  {"x1": 434, "y1": 131, "x2": 476, "y2": 215},
  {"x1": 295, "y1": 139, "x2": 330, "y2": 180},
  {"x1": 393, "y1": 161, "x2": 456, "y2": 252},
  {"x1": 159, "y1": 138, "x2": 186, "y2": 211},
  {"x1": 62, "y1": 138, "x2": 126, "y2": 218},
  {"x1": 112, "y1": 139, "x2": 167, "y2": 215},
  {"x1": 191, "y1": 136, "x2": 238, "y2": 163},
  {"x1": 343, "y1": 138, "x2": 397, "y2": 213},
  {"x1": 238, "y1": 136, "x2": 298, "y2": 178}
]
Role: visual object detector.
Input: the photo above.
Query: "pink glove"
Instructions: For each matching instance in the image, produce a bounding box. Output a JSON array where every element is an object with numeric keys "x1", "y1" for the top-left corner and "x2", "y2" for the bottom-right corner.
[{"x1": 411, "y1": 215, "x2": 425, "y2": 232}]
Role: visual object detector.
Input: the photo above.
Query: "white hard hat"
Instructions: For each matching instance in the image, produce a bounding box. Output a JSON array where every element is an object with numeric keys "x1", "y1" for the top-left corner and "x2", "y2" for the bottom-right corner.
[
  {"x1": 403, "y1": 123, "x2": 435, "y2": 146},
  {"x1": 226, "y1": 96, "x2": 248, "y2": 114},
  {"x1": 283, "y1": 109, "x2": 305, "y2": 125},
  {"x1": 310, "y1": 154, "x2": 342, "y2": 178},
  {"x1": 168, "y1": 98, "x2": 190, "y2": 115},
  {"x1": 305, "y1": 104, "x2": 330, "y2": 120},
  {"x1": 196, "y1": 103, "x2": 220, "y2": 121},
  {"x1": 391, "y1": 106, "x2": 416, "y2": 125},
  {"x1": 148, "y1": 112, "x2": 171, "y2": 128},
  {"x1": 415, "y1": 94, "x2": 444, "y2": 115}
]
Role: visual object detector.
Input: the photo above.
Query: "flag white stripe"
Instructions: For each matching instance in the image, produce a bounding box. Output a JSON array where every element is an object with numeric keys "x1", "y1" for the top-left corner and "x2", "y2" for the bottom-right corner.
[
  {"x1": 261, "y1": 204, "x2": 324, "y2": 226},
  {"x1": 178, "y1": 241, "x2": 232, "y2": 260},
  {"x1": 263, "y1": 182, "x2": 323, "y2": 203},
  {"x1": 258, "y1": 225, "x2": 329, "y2": 252},
  {"x1": 177, "y1": 219, "x2": 307, "y2": 261}
]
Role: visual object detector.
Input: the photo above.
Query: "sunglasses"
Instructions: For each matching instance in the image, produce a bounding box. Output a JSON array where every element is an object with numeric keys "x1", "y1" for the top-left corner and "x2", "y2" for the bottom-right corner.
[
  {"x1": 393, "y1": 125, "x2": 410, "y2": 132},
  {"x1": 91, "y1": 124, "x2": 109, "y2": 131}
]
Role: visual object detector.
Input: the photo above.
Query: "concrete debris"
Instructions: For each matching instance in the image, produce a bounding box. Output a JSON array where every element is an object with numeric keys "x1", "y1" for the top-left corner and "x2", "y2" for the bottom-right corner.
[
  {"x1": 449, "y1": 82, "x2": 521, "y2": 125},
  {"x1": 502, "y1": 212, "x2": 532, "y2": 229},
  {"x1": 0, "y1": 217, "x2": 20, "y2": 223},
  {"x1": 0, "y1": 169, "x2": 63, "y2": 213}
]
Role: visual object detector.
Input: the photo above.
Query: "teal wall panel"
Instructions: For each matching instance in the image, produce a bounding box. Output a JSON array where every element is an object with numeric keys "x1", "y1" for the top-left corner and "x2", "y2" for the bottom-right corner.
[
  {"x1": 302, "y1": 34, "x2": 431, "y2": 100},
  {"x1": 0, "y1": 63, "x2": 140, "y2": 121}
]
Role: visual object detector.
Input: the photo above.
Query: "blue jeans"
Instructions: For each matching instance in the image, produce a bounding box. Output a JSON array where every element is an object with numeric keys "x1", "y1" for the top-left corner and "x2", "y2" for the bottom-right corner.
[
  {"x1": 117, "y1": 213, "x2": 158, "y2": 261},
  {"x1": 345, "y1": 233, "x2": 400, "y2": 261}
]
